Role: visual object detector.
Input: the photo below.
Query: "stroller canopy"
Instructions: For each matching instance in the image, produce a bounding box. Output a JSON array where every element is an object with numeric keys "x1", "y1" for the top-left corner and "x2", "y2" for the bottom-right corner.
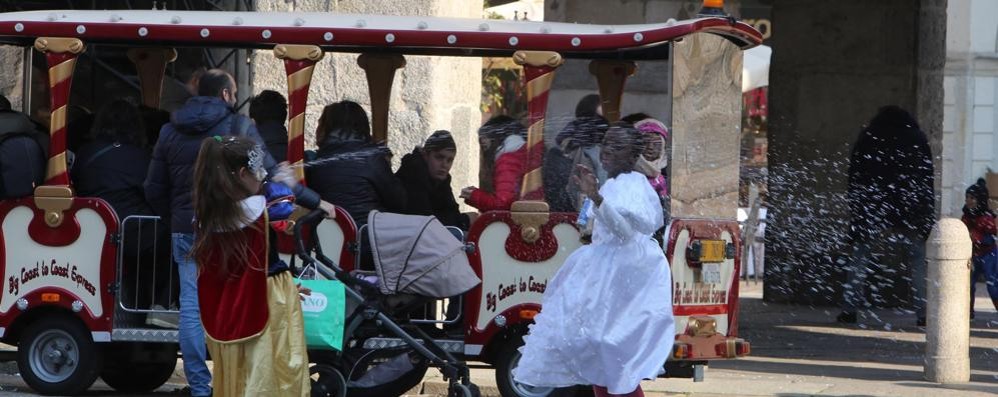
[{"x1": 368, "y1": 211, "x2": 480, "y2": 298}]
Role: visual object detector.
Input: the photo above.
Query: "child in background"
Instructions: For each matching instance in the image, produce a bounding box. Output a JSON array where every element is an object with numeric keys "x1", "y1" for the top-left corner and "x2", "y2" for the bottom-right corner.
[
  {"x1": 962, "y1": 178, "x2": 998, "y2": 318},
  {"x1": 191, "y1": 136, "x2": 317, "y2": 396}
]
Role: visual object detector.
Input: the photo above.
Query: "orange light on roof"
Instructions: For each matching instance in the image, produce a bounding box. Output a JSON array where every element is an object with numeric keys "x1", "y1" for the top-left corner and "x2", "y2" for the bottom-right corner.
[
  {"x1": 41, "y1": 293, "x2": 60, "y2": 303},
  {"x1": 519, "y1": 309, "x2": 538, "y2": 320},
  {"x1": 704, "y1": 0, "x2": 724, "y2": 8}
]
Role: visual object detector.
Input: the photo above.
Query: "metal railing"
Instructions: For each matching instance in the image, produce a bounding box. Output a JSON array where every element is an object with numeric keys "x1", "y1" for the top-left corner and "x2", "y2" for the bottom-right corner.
[{"x1": 116, "y1": 215, "x2": 178, "y2": 315}]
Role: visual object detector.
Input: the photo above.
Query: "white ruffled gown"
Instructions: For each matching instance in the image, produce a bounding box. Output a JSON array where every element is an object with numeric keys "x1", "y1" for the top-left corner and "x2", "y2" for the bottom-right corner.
[{"x1": 513, "y1": 171, "x2": 675, "y2": 394}]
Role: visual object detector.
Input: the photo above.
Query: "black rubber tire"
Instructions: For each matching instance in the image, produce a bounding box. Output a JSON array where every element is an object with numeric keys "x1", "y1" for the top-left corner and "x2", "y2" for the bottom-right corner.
[
  {"x1": 494, "y1": 334, "x2": 560, "y2": 397},
  {"x1": 17, "y1": 315, "x2": 102, "y2": 395},
  {"x1": 310, "y1": 363, "x2": 348, "y2": 397},
  {"x1": 100, "y1": 343, "x2": 177, "y2": 393}
]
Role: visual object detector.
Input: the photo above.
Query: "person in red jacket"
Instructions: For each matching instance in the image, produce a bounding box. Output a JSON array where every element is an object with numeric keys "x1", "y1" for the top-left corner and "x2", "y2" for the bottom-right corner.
[
  {"x1": 460, "y1": 115, "x2": 527, "y2": 212},
  {"x1": 962, "y1": 178, "x2": 998, "y2": 317}
]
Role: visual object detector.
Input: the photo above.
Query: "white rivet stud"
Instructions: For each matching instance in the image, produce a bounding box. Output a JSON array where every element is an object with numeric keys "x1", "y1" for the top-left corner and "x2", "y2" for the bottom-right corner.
[
  {"x1": 417, "y1": 21, "x2": 428, "y2": 30},
  {"x1": 478, "y1": 23, "x2": 489, "y2": 31},
  {"x1": 138, "y1": 27, "x2": 148, "y2": 36},
  {"x1": 262, "y1": 29, "x2": 272, "y2": 39},
  {"x1": 232, "y1": 17, "x2": 243, "y2": 26},
  {"x1": 634, "y1": 32, "x2": 643, "y2": 42},
  {"x1": 446, "y1": 35, "x2": 457, "y2": 44},
  {"x1": 385, "y1": 33, "x2": 395, "y2": 43},
  {"x1": 13, "y1": 23, "x2": 23, "y2": 32},
  {"x1": 323, "y1": 32, "x2": 334, "y2": 42},
  {"x1": 509, "y1": 36, "x2": 519, "y2": 46},
  {"x1": 571, "y1": 37, "x2": 581, "y2": 46},
  {"x1": 540, "y1": 26, "x2": 550, "y2": 33},
  {"x1": 171, "y1": 16, "x2": 181, "y2": 24},
  {"x1": 110, "y1": 14, "x2": 122, "y2": 22},
  {"x1": 47, "y1": 13, "x2": 58, "y2": 22},
  {"x1": 200, "y1": 28, "x2": 210, "y2": 38},
  {"x1": 356, "y1": 19, "x2": 366, "y2": 28},
  {"x1": 76, "y1": 25, "x2": 86, "y2": 34},
  {"x1": 294, "y1": 18, "x2": 305, "y2": 27}
]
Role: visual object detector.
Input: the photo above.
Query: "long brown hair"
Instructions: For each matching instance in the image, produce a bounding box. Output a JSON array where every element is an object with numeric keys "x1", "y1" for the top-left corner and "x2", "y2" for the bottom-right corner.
[{"x1": 191, "y1": 136, "x2": 261, "y2": 277}]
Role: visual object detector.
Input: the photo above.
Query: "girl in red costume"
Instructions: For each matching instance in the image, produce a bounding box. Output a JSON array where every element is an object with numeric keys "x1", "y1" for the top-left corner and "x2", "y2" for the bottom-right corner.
[{"x1": 191, "y1": 136, "x2": 318, "y2": 396}]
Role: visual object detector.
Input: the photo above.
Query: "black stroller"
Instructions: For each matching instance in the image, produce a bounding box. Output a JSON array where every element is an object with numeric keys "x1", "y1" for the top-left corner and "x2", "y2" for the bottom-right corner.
[{"x1": 293, "y1": 209, "x2": 481, "y2": 397}]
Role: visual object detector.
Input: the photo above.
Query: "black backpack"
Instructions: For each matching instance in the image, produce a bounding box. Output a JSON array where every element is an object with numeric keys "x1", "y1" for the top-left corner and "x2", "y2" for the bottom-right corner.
[{"x1": 0, "y1": 111, "x2": 47, "y2": 199}]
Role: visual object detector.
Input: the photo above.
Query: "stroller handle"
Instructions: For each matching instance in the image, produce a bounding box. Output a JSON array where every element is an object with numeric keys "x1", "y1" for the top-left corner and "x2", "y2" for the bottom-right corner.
[
  {"x1": 294, "y1": 209, "x2": 327, "y2": 258},
  {"x1": 293, "y1": 209, "x2": 341, "y2": 281}
]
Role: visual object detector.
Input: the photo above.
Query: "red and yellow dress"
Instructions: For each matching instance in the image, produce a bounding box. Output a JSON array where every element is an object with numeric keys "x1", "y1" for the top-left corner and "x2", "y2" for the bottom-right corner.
[{"x1": 196, "y1": 195, "x2": 309, "y2": 396}]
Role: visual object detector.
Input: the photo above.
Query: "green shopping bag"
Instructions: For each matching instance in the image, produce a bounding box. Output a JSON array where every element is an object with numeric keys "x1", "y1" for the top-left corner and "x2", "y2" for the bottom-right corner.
[{"x1": 295, "y1": 276, "x2": 346, "y2": 351}]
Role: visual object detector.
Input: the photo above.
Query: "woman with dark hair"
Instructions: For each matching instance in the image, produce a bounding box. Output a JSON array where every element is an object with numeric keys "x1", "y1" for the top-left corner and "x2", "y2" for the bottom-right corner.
[
  {"x1": 307, "y1": 101, "x2": 406, "y2": 227},
  {"x1": 72, "y1": 99, "x2": 175, "y2": 325},
  {"x1": 460, "y1": 115, "x2": 528, "y2": 212}
]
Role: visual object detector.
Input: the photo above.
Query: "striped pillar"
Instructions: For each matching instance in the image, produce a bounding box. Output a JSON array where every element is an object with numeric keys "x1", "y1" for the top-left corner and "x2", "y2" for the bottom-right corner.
[
  {"x1": 34, "y1": 38, "x2": 84, "y2": 186},
  {"x1": 513, "y1": 51, "x2": 564, "y2": 201},
  {"x1": 274, "y1": 44, "x2": 324, "y2": 184}
]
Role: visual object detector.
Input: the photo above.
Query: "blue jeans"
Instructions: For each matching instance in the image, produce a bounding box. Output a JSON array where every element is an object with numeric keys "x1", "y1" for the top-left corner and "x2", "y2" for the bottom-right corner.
[
  {"x1": 971, "y1": 249, "x2": 998, "y2": 302},
  {"x1": 842, "y1": 230, "x2": 926, "y2": 318},
  {"x1": 173, "y1": 233, "x2": 211, "y2": 396}
]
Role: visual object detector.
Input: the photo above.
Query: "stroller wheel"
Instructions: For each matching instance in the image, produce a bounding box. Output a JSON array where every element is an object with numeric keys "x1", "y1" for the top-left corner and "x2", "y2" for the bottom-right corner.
[
  {"x1": 310, "y1": 364, "x2": 347, "y2": 397},
  {"x1": 449, "y1": 383, "x2": 480, "y2": 397}
]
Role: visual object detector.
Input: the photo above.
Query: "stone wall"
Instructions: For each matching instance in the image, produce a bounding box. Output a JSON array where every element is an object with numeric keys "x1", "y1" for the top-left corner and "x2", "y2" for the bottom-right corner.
[
  {"x1": 0, "y1": 46, "x2": 23, "y2": 111},
  {"x1": 253, "y1": 0, "x2": 483, "y2": 199},
  {"x1": 764, "y1": 0, "x2": 947, "y2": 304}
]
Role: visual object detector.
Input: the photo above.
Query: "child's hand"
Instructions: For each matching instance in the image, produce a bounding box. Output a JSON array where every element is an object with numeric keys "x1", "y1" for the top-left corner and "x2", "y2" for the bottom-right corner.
[
  {"x1": 296, "y1": 283, "x2": 312, "y2": 301},
  {"x1": 572, "y1": 164, "x2": 598, "y2": 197},
  {"x1": 460, "y1": 186, "x2": 476, "y2": 200},
  {"x1": 272, "y1": 162, "x2": 298, "y2": 188},
  {"x1": 319, "y1": 201, "x2": 337, "y2": 219}
]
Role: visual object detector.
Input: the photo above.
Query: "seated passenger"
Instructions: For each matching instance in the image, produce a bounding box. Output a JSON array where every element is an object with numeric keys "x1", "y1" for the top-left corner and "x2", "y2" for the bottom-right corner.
[
  {"x1": 0, "y1": 95, "x2": 47, "y2": 199},
  {"x1": 249, "y1": 90, "x2": 289, "y2": 163},
  {"x1": 306, "y1": 100, "x2": 406, "y2": 227},
  {"x1": 460, "y1": 116, "x2": 527, "y2": 212},
  {"x1": 547, "y1": 94, "x2": 609, "y2": 212},
  {"x1": 72, "y1": 99, "x2": 176, "y2": 326},
  {"x1": 396, "y1": 130, "x2": 474, "y2": 230},
  {"x1": 633, "y1": 117, "x2": 670, "y2": 201}
]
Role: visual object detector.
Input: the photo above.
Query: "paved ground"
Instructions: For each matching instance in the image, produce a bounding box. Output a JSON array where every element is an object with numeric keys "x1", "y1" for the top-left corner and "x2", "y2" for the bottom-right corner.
[{"x1": 1, "y1": 282, "x2": 996, "y2": 396}]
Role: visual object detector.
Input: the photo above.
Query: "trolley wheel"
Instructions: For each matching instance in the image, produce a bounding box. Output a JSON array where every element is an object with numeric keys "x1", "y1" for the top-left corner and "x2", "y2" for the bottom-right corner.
[
  {"x1": 17, "y1": 315, "x2": 102, "y2": 395},
  {"x1": 100, "y1": 343, "x2": 177, "y2": 393},
  {"x1": 494, "y1": 334, "x2": 557, "y2": 397},
  {"x1": 450, "y1": 383, "x2": 483, "y2": 397},
  {"x1": 310, "y1": 364, "x2": 347, "y2": 397}
]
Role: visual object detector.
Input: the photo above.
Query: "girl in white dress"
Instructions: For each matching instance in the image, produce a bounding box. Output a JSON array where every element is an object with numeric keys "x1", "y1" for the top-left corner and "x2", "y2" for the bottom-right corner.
[{"x1": 514, "y1": 125, "x2": 675, "y2": 397}]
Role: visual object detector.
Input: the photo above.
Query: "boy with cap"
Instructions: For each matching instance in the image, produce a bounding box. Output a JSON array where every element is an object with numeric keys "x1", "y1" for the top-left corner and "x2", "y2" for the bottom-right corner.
[{"x1": 396, "y1": 130, "x2": 476, "y2": 230}]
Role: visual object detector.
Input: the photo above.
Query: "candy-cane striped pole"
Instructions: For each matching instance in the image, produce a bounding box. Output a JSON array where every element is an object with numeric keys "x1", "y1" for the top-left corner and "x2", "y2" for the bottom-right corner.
[
  {"x1": 34, "y1": 38, "x2": 84, "y2": 186},
  {"x1": 274, "y1": 44, "x2": 324, "y2": 184},
  {"x1": 513, "y1": 51, "x2": 563, "y2": 201}
]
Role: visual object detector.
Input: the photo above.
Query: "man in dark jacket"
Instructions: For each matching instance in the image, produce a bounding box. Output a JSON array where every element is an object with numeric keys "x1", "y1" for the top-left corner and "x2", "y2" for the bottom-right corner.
[
  {"x1": 0, "y1": 95, "x2": 47, "y2": 199},
  {"x1": 249, "y1": 90, "x2": 289, "y2": 163},
  {"x1": 396, "y1": 130, "x2": 473, "y2": 230},
  {"x1": 839, "y1": 106, "x2": 935, "y2": 326},
  {"x1": 144, "y1": 69, "x2": 332, "y2": 397}
]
